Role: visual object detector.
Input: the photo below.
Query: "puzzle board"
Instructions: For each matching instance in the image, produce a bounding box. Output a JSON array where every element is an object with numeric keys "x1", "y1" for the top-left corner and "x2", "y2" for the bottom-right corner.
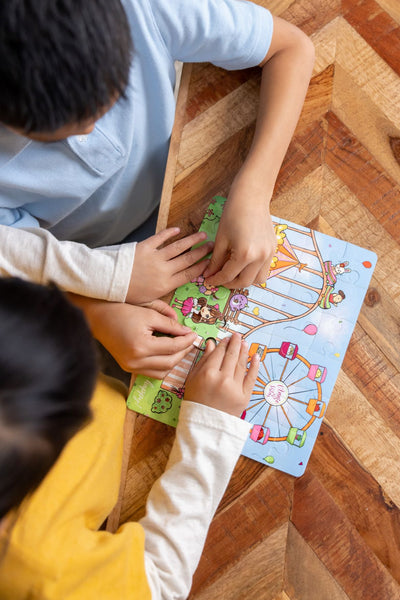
[{"x1": 127, "y1": 197, "x2": 377, "y2": 476}]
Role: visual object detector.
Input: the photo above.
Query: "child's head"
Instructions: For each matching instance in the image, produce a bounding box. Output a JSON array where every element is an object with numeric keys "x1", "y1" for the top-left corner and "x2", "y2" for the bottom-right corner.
[
  {"x1": 0, "y1": 278, "x2": 98, "y2": 520},
  {"x1": 0, "y1": 0, "x2": 132, "y2": 137}
]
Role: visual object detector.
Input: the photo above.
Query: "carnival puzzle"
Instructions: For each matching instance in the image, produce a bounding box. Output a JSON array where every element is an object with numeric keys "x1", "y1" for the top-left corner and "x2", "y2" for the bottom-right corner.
[{"x1": 128, "y1": 197, "x2": 377, "y2": 476}]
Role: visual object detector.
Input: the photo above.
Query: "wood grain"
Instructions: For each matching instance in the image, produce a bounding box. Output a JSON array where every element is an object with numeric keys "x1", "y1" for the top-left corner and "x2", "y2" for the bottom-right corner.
[{"x1": 114, "y1": 1, "x2": 400, "y2": 598}]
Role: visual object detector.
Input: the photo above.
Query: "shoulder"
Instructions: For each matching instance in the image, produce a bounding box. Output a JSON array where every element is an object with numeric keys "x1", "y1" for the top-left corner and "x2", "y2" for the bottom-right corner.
[{"x1": 126, "y1": 0, "x2": 273, "y2": 68}]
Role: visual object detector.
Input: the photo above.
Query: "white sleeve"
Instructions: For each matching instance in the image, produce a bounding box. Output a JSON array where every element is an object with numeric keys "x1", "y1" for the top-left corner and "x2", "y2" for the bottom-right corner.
[
  {"x1": 140, "y1": 401, "x2": 251, "y2": 600},
  {"x1": 0, "y1": 224, "x2": 135, "y2": 302}
]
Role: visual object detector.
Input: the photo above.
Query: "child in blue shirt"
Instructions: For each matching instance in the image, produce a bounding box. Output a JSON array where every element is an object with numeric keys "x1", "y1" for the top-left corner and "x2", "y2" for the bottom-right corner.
[{"x1": 0, "y1": 0, "x2": 314, "y2": 376}]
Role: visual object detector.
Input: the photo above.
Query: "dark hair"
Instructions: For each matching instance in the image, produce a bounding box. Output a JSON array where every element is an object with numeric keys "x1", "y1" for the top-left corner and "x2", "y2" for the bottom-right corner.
[
  {"x1": 0, "y1": 278, "x2": 98, "y2": 519},
  {"x1": 192, "y1": 298, "x2": 224, "y2": 325},
  {"x1": 0, "y1": 0, "x2": 132, "y2": 132}
]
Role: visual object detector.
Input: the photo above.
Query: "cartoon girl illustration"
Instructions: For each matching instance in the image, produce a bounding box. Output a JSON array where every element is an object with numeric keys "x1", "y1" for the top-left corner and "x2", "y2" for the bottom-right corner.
[{"x1": 172, "y1": 296, "x2": 223, "y2": 325}]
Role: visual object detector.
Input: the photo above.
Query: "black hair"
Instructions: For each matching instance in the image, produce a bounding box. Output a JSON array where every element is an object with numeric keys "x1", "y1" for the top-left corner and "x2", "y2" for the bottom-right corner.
[
  {"x1": 0, "y1": 278, "x2": 98, "y2": 519},
  {"x1": 0, "y1": 0, "x2": 132, "y2": 132}
]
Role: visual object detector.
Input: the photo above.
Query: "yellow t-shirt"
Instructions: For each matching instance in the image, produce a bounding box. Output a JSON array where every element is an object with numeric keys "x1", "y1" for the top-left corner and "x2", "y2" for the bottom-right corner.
[{"x1": 0, "y1": 375, "x2": 151, "y2": 600}]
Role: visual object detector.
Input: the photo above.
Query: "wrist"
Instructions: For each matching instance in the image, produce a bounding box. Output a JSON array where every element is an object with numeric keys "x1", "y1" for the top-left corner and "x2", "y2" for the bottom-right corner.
[
  {"x1": 230, "y1": 167, "x2": 274, "y2": 207},
  {"x1": 67, "y1": 293, "x2": 112, "y2": 338}
]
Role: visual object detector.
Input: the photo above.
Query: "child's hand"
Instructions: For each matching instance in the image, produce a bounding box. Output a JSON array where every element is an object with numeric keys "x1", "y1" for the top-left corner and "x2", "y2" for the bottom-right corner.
[
  {"x1": 85, "y1": 298, "x2": 198, "y2": 378},
  {"x1": 184, "y1": 333, "x2": 260, "y2": 417},
  {"x1": 126, "y1": 228, "x2": 214, "y2": 305},
  {"x1": 203, "y1": 183, "x2": 276, "y2": 289}
]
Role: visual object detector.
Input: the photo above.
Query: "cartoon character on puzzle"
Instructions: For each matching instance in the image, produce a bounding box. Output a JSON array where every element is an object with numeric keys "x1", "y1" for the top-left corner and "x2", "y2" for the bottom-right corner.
[
  {"x1": 318, "y1": 261, "x2": 350, "y2": 309},
  {"x1": 172, "y1": 296, "x2": 224, "y2": 325},
  {"x1": 191, "y1": 275, "x2": 220, "y2": 299}
]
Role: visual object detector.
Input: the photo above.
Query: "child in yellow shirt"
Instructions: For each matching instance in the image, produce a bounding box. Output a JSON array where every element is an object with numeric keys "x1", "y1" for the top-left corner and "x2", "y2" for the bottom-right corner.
[{"x1": 0, "y1": 278, "x2": 259, "y2": 599}]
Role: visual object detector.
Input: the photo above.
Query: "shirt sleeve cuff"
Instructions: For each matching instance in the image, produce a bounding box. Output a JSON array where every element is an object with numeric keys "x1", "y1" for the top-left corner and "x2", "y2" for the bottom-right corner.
[
  {"x1": 106, "y1": 242, "x2": 136, "y2": 302},
  {"x1": 178, "y1": 400, "x2": 251, "y2": 442}
]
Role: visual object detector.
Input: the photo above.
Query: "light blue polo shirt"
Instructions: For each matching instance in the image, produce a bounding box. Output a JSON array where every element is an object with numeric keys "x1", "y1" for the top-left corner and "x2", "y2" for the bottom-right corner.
[{"x1": 0, "y1": 0, "x2": 273, "y2": 248}]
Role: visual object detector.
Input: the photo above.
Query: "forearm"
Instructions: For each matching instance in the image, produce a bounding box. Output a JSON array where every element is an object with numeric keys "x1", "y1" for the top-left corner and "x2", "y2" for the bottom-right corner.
[
  {"x1": 0, "y1": 224, "x2": 135, "y2": 301},
  {"x1": 66, "y1": 293, "x2": 110, "y2": 338},
  {"x1": 236, "y1": 18, "x2": 315, "y2": 196},
  {"x1": 140, "y1": 401, "x2": 251, "y2": 600}
]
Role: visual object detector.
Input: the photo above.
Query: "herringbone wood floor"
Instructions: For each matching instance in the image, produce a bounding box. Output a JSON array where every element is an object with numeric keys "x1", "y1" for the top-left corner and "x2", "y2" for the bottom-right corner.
[{"x1": 111, "y1": 1, "x2": 400, "y2": 598}]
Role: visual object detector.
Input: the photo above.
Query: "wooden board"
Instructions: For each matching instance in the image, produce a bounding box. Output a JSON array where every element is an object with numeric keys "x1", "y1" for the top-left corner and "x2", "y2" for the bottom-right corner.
[{"x1": 111, "y1": 1, "x2": 400, "y2": 598}]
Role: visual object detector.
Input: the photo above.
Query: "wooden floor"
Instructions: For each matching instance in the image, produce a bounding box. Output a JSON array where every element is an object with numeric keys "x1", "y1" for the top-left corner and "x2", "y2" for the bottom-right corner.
[{"x1": 115, "y1": 1, "x2": 400, "y2": 598}]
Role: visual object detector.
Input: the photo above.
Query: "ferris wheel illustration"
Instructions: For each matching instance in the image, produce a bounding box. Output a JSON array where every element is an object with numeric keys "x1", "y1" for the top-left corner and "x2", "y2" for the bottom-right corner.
[{"x1": 241, "y1": 340, "x2": 328, "y2": 448}]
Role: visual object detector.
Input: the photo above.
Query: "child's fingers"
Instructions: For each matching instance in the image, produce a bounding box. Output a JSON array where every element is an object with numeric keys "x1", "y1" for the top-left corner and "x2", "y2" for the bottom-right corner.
[
  {"x1": 173, "y1": 258, "x2": 211, "y2": 289},
  {"x1": 171, "y1": 241, "x2": 214, "y2": 275},
  {"x1": 134, "y1": 344, "x2": 197, "y2": 379},
  {"x1": 162, "y1": 230, "x2": 208, "y2": 260},
  {"x1": 255, "y1": 259, "x2": 272, "y2": 286},
  {"x1": 243, "y1": 354, "x2": 260, "y2": 396},
  {"x1": 202, "y1": 336, "x2": 228, "y2": 371},
  {"x1": 234, "y1": 339, "x2": 250, "y2": 380},
  {"x1": 149, "y1": 331, "x2": 198, "y2": 355},
  {"x1": 187, "y1": 338, "x2": 215, "y2": 380},
  {"x1": 146, "y1": 227, "x2": 181, "y2": 249},
  {"x1": 203, "y1": 338, "x2": 216, "y2": 355},
  {"x1": 140, "y1": 299, "x2": 179, "y2": 320},
  {"x1": 220, "y1": 333, "x2": 242, "y2": 374}
]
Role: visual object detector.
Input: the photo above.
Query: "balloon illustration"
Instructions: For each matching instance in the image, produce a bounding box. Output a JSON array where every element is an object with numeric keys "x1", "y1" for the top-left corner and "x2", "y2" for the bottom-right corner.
[
  {"x1": 284, "y1": 323, "x2": 318, "y2": 335},
  {"x1": 303, "y1": 323, "x2": 318, "y2": 335}
]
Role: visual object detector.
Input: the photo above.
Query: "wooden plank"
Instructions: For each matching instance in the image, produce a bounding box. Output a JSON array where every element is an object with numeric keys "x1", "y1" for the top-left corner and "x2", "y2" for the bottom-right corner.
[
  {"x1": 157, "y1": 63, "x2": 193, "y2": 231},
  {"x1": 284, "y1": 523, "x2": 351, "y2": 600},
  {"x1": 184, "y1": 63, "x2": 259, "y2": 124},
  {"x1": 325, "y1": 112, "x2": 400, "y2": 244},
  {"x1": 190, "y1": 466, "x2": 293, "y2": 592},
  {"x1": 376, "y1": 0, "x2": 400, "y2": 25},
  {"x1": 274, "y1": 121, "x2": 326, "y2": 198},
  {"x1": 292, "y1": 471, "x2": 400, "y2": 599},
  {"x1": 295, "y1": 64, "x2": 334, "y2": 133},
  {"x1": 310, "y1": 18, "x2": 339, "y2": 75},
  {"x1": 168, "y1": 122, "x2": 257, "y2": 231},
  {"x1": 270, "y1": 165, "x2": 323, "y2": 229},
  {"x1": 332, "y1": 63, "x2": 400, "y2": 186},
  {"x1": 336, "y1": 17, "x2": 400, "y2": 126},
  {"x1": 280, "y1": 0, "x2": 341, "y2": 36},
  {"x1": 342, "y1": 0, "x2": 400, "y2": 76},
  {"x1": 309, "y1": 420, "x2": 400, "y2": 582},
  {"x1": 325, "y1": 369, "x2": 400, "y2": 508},
  {"x1": 177, "y1": 76, "x2": 261, "y2": 176},
  {"x1": 190, "y1": 524, "x2": 288, "y2": 600},
  {"x1": 274, "y1": 593, "x2": 292, "y2": 600},
  {"x1": 343, "y1": 321, "x2": 400, "y2": 422},
  {"x1": 320, "y1": 165, "x2": 400, "y2": 303}
]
